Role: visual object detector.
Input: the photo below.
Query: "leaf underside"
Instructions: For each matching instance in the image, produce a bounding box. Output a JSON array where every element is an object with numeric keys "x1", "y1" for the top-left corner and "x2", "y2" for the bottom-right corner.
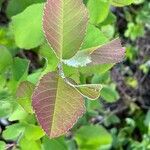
[
  {"x1": 43, "y1": 0, "x2": 88, "y2": 59},
  {"x1": 89, "y1": 38, "x2": 125, "y2": 65},
  {"x1": 32, "y1": 72, "x2": 85, "y2": 138},
  {"x1": 63, "y1": 38, "x2": 125, "y2": 67}
]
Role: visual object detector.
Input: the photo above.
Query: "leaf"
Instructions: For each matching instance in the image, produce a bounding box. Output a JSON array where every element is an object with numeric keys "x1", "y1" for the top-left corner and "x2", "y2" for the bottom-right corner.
[
  {"x1": 20, "y1": 137, "x2": 41, "y2": 150},
  {"x1": 81, "y1": 38, "x2": 125, "y2": 65},
  {"x1": 43, "y1": 0, "x2": 88, "y2": 59},
  {"x1": 0, "y1": 91, "x2": 15, "y2": 118},
  {"x1": 75, "y1": 84, "x2": 102, "y2": 100},
  {"x1": 66, "y1": 78, "x2": 102, "y2": 100},
  {"x1": 101, "y1": 24, "x2": 115, "y2": 40},
  {"x1": 27, "y1": 69, "x2": 42, "y2": 84},
  {"x1": 63, "y1": 24, "x2": 109, "y2": 67},
  {"x1": 3, "y1": 123, "x2": 25, "y2": 140},
  {"x1": 12, "y1": 57, "x2": 29, "y2": 81},
  {"x1": 101, "y1": 85, "x2": 120, "y2": 102},
  {"x1": 110, "y1": 0, "x2": 134, "y2": 7},
  {"x1": 87, "y1": 0, "x2": 110, "y2": 24},
  {"x1": 0, "y1": 141, "x2": 6, "y2": 150},
  {"x1": 32, "y1": 72, "x2": 85, "y2": 138},
  {"x1": 80, "y1": 24, "x2": 109, "y2": 50},
  {"x1": 0, "y1": 101, "x2": 14, "y2": 118},
  {"x1": 63, "y1": 63, "x2": 113, "y2": 76},
  {"x1": 16, "y1": 81, "x2": 35, "y2": 113},
  {"x1": 6, "y1": 0, "x2": 45, "y2": 17},
  {"x1": 39, "y1": 43, "x2": 59, "y2": 75},
  {"x1": 8, "y1": 104, "x2": 28, "y2": 121},
  {"x1": 0, "y1": 46, "x2": 12, "y2": 73},
  {"x1": 24, "y1": 124, "x2": 45, "y2": 140},
  {"x1": 64, "y1": 38, "x2": 125, "y2": 67},
  {"x1": 74, "y1": 125, "x2": 112, "y2": 150},
  {"x1": 11, "y1": 3, "x2": 44, "y2": 49},
  {"x1": 43, "y1": 136, "x2": 68, "y2": 150}
]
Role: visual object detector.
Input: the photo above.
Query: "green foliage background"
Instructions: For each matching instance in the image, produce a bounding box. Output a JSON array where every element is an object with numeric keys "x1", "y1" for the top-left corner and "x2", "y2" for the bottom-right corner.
[{"x1": 0, "y1": 0, "x2": 150, "y2": 149}]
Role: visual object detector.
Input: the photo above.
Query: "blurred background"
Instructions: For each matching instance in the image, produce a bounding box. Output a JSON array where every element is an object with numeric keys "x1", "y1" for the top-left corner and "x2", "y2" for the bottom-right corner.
[{"x1": 0, "y1": 0, "x2": 150, "y2": 149}]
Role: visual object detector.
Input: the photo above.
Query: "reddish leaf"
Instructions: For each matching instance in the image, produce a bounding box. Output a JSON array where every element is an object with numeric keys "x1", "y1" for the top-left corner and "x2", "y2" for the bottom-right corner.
[
  {"x1": 63, "y1": 38, "x2": 125, "y2": 67},
  {"x1": 43, "y1": 0, "x2": 88, "y2": 59},
  {"x1": 89, "y1": 38, "x2": 125, "y2": 65},
  {"x1": 32, "y1": 72, "x2": 85, "y2": 138}
]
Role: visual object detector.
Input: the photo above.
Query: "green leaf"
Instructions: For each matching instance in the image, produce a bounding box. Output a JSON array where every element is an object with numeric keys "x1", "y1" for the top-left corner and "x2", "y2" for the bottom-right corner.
[
  {"x1": 86, "y1": 100, "x2": 102, "y2": 113},
  {"x1": 20, "y1": 137, "x2": 41, "y2": 150},
  {"x1": 16, "y1": 81, "x2": 35, "y2": 113},
  {"x1": 43, "y1": 0, "x2": 88, "y2": 59},
  {"x1": 11, "y1": 3, "x2": 45, "y2": 49},
  {"x1": 0, "y1": 101, "x2": 14, "y2": 118},
  {"x1": 6, "y1": 0, "x2": 45, "y2": 17},
  {"x1": 12, "y1": 57, "x2": 29, "y2": 81},
  {"x1": 81, "y1": 24, "x2": 109, "y2": 50},
  {"x1": 87, "y1": 0, "x2": 110, "y2": 24},
  {"x1": 0, "y1": 141, "x2": 6, "y2": 150},
  {"x1": 39, "y1": 43, "x2": 59, "y2": 74},
  {"x1": 3, "y1": 123, "x2": 25, "y2": 140},
  {"x1": 0, "y1": 46, "x2": 12, "y2": 73},
  {"x1": 8, "y1": 104, "x2": 28, "y2": 121},
  {"x1": 101, "y1": 85, "x2": 120, "y2": 102},
  {"x1": 92, "y1": 72, "x2": 111, "y2": 84},
  {"x1": 32, "y1": 72, "x2": 85, "y2": 138},
  {"x1": 0, "y1": 91, "x2": 15, "y2": 118},
  {"x1": 43, "y1": 136, "x2": 68, "y2": 150},
  {"x1": 24, "y1": 124, "x2": 45, "y2": 140},
  {"x1": 101, "y1": 25, "x2": 115, "y2": 39},
  {"x1": 100, "y1": 12, "x2": 117, "y2": 26},
  {"x1": 63, "y1": 65, "x2": 80, "y2": 83},
  {"x1": 74, "y1": 125, "x2": 112, "y2": 150},
  {"x1": 27, "y1": 69, "x2": 42, "y2": 84},
  {"x1": 110, "y1": 0, "x2": 134, "y2": 7},
  {"x1": 125, "y1": 23, "x2": 145, "y2": 41},
  {"x1": 79, "y1": 64, "x2": 114, "y2": 75}
]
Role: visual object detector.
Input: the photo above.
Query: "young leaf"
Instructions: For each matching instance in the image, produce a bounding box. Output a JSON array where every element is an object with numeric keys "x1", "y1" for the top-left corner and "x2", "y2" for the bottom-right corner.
[
  {"x1": 63, "y1": 38, "x2": 125, "y2": 67},
  {"x1": 75, "y1": 84, "x2": 102, "y2": 100},
  {"x1": 32, "y1": 72, "x2": 85, "y2": 138},
  {"x1": 43, "y1": 0, "x2": 88, "y2": 59},
  {"x1": 65, "y1": 78, "x2": 102, "y2": 100}
]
